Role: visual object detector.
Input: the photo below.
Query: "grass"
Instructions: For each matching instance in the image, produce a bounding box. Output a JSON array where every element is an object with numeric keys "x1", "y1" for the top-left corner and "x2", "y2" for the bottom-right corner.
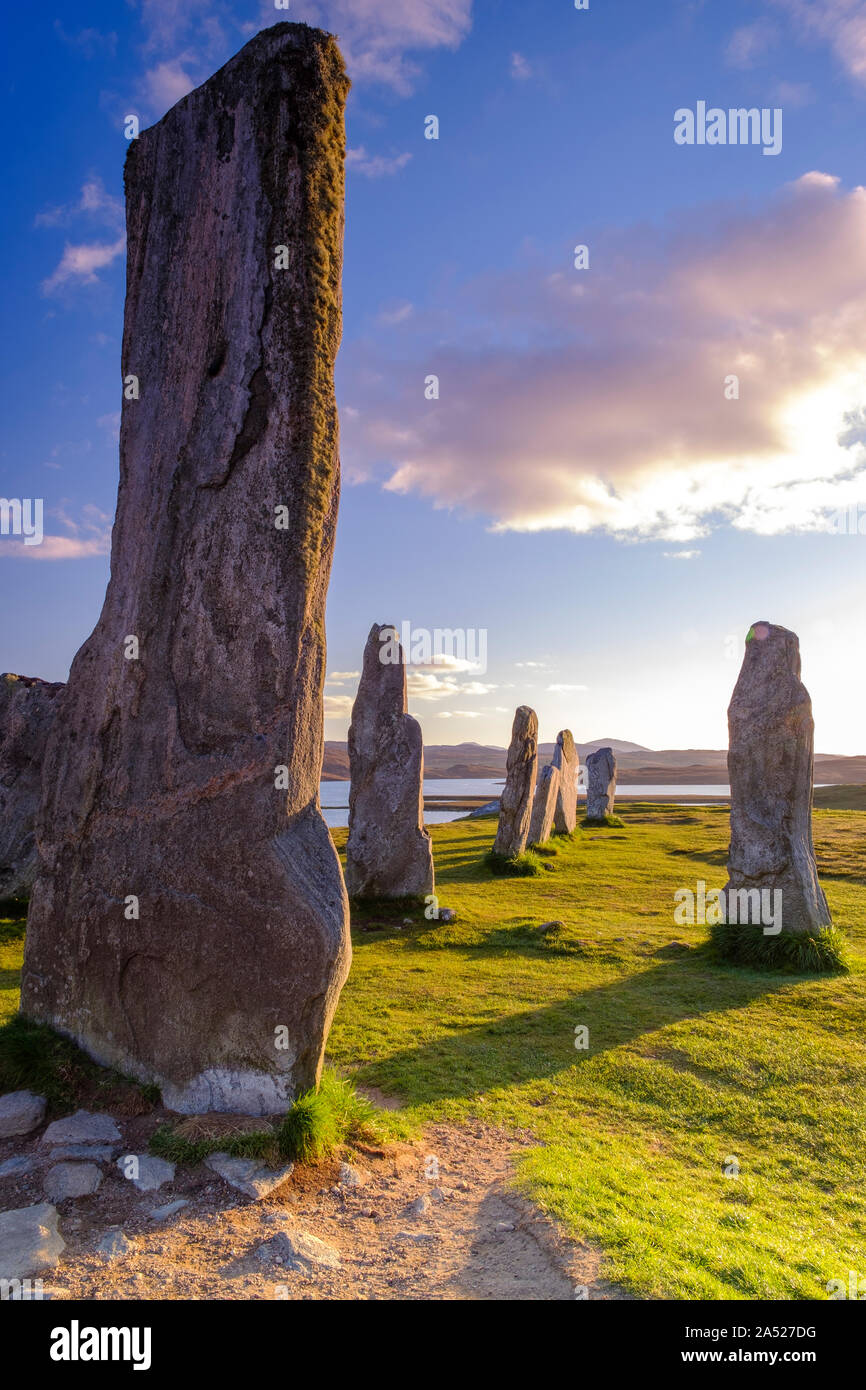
[
  {"x1": 325, "y1": 803, "x2": 866, "y2": 1300},
  {"x1": 4, "y1": 803, "x2": 865, "y2": 1299},
  {"x1": 149, "y1": 1068, "x2": 379, "y2": 1167},
  {"x1": 581, "y1": 814, "x2": 626, "y2": 829},
  {"x1": 708, "y1": 921, "x2": 849, "y2": 973},
  {"x1": 483, "y1": 848, "x2": 543, "y2": 877}
]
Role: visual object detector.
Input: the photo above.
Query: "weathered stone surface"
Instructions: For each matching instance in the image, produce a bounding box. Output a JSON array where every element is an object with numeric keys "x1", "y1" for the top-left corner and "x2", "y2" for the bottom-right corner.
[
  {"x1": 43, "y1": 1163, "x2": 102, "y2": 1202},
  {"x1": 724, "y1": 622, "x2": 831, "y2": 934},
  {"x1": 492, "y1": 707, "x2": 538, "y2": 857},
  {"x1": 148, "y1": 1199, "x2": 189, "y2": 1222},
  {"x1": 0, "y1": 1156, "x2": 37, "y2": 1179},
  {"x1": 585, "y1": 746, "x2": 617, "y2": 820},
  {"x1": 48, "y1": 1144, "x2": 117, "y2": 1162},
  {"x1": 116, "y1": 1154, "x2": 175, "y2": 1193},
  {"x1": 527, "y1": 763, "x2": 560, "y2": 846},
  {"x1": 256, "y1": 1229, "x2": 341, "y2": 1271},
  {"x1": 21, "y1": 24, "x2": 352, "y2": 1115},
  {"x1": 205, "y1": 1152, "x2": 295, "y2": 1199},
  {"x1": 0, "y1": 675, "x2": 64, "y2": 901},
  {"x1": 345, "y1": 623, "x2": 434, "y2": 898},
  {"x1": 96, "y1": 1229, "x2": 135, "y2": 1260},
  {"x1": 0, "y1": 1089, "x2": 46, "y2": 1138},
  {"x1": 0, "y1": 1203, "x2": 65, "y2": 1280},
  {"x1": 551, "y1": 730, "x2": 579, "y2": 834},
  {"x1": 41, "y1": 1111, "x2": 120, "y2": 1146}
]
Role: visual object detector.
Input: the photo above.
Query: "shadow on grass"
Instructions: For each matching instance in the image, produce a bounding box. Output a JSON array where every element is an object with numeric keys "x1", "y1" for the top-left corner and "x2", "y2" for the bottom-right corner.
[{"x1": 351, "y1": 955, "x2": 798, "y2": 1106}]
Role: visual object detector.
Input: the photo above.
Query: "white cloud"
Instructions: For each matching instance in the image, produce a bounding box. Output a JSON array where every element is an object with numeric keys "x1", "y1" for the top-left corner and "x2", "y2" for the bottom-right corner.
[
  {"x1": 324, "y1": 694, "x2": 354, "y2": 718},
  {"x1": 663, "y1": 549, "x2": 701, "y2": 560},
  {"x1": 41, "y1": 238, "x2": 126, "y2": 295},
  {"x1": 547, "y1": 683, "x2": 588, "y2": 693},
  {"x1": 141, "y1": 59, "x2": 197, "y2": 110},
  {"x1": 510, "y1": 51, "x2": 533, "y2": 80},
  {"x1": 327, "y1": 670, "x2": 360, "y2": 681},
  {"x1": 341, "y1": 173, "x2": 866, "y2": 542},
  {"x1": 346, "y1": 147, "x2": 412, "y2": 178},
  {"x1": 437, "y1": 709, "x2": 485, "y2": 718}
]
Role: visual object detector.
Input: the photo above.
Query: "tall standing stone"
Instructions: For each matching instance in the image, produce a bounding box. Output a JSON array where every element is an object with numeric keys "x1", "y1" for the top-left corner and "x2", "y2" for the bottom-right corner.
[
  {"x1": 21, "y1": 24, "x2": 352, "y2": 1114},
  {"x1": 551, "y1": 729, "x2": 579, "y2": 834},
  {"x1": 528, "y1": 763, "x2": 560, "y2": 846},
  {"x1": 345, "y1": 624, "x2": 434, "y2": 899},
  {"x1": 493, "y1": 706, "x2": 538, "y2": 857},
  {"x1": 0, "y1": 675, "x2": 64, "y2": 900},
  {"x1": 585, "y1": 746, "x2": 617, "y2": 821},
  {"x1": 724, "y1": 621, "x2": 831, "y2": 933}
]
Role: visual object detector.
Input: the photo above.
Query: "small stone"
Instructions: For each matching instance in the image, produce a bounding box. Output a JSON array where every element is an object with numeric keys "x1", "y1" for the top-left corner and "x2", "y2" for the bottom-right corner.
[
  {"x1": 402, "y1": 917, "x2": 413, "y2": 926},
  {"x1": 0, "y1": 1090, "x2": 47, "y2": 1138},
  {"x1": 256, "y1": 1230, "x2": 341, "y2": 1272},
  {"x1": 96, "y1": 1229, "x2": 135, "y2": 1260},
  {"x1": 338, "y1": 1162, "x2": 364, "y2": 1188},
  {"x1": 429, "y1": 1186, "x2": 450, "y2": 1202},
  {"x1": 148, "y1": 1199, "x2": 189, "y2": 1222},
  {"x1": 396, "y1": 1229, "x2": 436, "y2": 1242},
  {"x1": 41, "y1": 1111, "x2": 121, "y2": 1146},
  {"x1": 43, "y1": 1163, "x2": 102, "y2": 1202},
  {"x1": 0, "y1": 1203, "x2": 65, "y2": 1279},
  {"x1": 406, "y1": 1194, "x2": 432, "y2": 1218},
  {"x1": 538, "y1": 920, "x2": 565, "y2": 934},
  {"x1": 0, "y1": 1155, "x2": 37, "y2": 1179},
  {"x1": 205, "y1": 1152, "x2": 294, "y2": 1200},
  {"x1": 116, "y1": 1154, "x2": 175, "y2": 1192},
  {"x1": 495, "y1": 1221, "x2": 515, "y2": 1231},
  {"x1": 437, "y1": 908, "x2": 456, "y2": 924}
]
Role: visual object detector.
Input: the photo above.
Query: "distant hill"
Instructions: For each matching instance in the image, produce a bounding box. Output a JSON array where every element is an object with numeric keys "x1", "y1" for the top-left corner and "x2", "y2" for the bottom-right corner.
[{"x1": 322, "y1": 740, "x2": 866, "y2": 784}]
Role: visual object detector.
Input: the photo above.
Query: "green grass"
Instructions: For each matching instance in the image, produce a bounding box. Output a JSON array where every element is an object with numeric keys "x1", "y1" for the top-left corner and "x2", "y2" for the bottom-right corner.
[
  {"x1": 149, "y1": 1068, "x2": 379, "y2": 1167},
  {"x1": 708, "y1": 921, "x2": 848, "y2": 973},
  {"x1": 581, "y1": 813, "x2": 626, "y2": 829},
  {"x1": 326, "y1": 804, "x2": 866, "y2": 1300},
  {"x1": 483, "y1": 848, "x2": 543, "y2": 877}
]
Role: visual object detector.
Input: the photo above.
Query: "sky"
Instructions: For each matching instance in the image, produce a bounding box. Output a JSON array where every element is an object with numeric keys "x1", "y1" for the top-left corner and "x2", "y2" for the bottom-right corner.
[{"x1": 2, "y1": 0, "x2": 866, "y2": 754}]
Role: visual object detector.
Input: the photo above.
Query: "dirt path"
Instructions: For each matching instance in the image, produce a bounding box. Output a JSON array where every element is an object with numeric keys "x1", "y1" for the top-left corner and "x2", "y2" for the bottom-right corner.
[{"x1": 2, "y1": 1116, "x2": 629, "y2": 1301}]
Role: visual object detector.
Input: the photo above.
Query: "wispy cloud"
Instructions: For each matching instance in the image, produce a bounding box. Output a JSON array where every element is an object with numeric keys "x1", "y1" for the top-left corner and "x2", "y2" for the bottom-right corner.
[
  {"x1": 547, "y1": 683, "x2": 588, "y2": 693},
  {"x1": 510, "y1": 51, "x2": 533, "y2": 80},
  {"x1": 346, "y1": 147, "x2": 412, "y2": 178},
  {"x1": 324, "y1": 694, "x2": 354, "y2": 718},
  {"x1": 663, "y1": 549, "x2": 701, "y2": 560},
  {"x1": 0, "y1": 503, "x2": 112, "y2": 562},
  {"x1": 53, "y1": 21, "x2": 118, "y2": 59},
  {"x1": 37, "y1": 177, "x2": 125, "y2": 296}
]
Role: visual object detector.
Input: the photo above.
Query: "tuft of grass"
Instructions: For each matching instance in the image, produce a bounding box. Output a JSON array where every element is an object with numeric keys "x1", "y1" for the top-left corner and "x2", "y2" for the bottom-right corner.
[
  {"x1": 527, "y1": 843, "x2": 559, "y2": 857},
  {"x1": 148, "y1": 1067, "x2": 381, "y2": 1169},
  {"x1": 581, "y1": 814, "x2": 626, "y2": 829},
  {"x1": 483, "y1": 849, "x2": 542, "y2": 878},
  {"x1": 708, "y1": 922, "x2": 849, "y2": 974}
]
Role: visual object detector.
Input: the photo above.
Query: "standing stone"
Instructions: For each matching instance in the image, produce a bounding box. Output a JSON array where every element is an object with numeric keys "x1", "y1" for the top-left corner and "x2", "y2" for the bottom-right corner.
[
  {"x1": 551, "y1": 730, "x2": 579, "y2": 835},
  {"x1": 21, "y1": 24, "x2": 352, "y2": 1114},
  {"x1": 345, "y1": 624, "x2": 434, "y2": 898},
  {"x1": 528, "y1": 763, "x2": 560, "y2": 846},
  {"x1": 493, "y1": 707, "x2": 538, "y2": 857},
  {"x1": 0, "y1": 675, "x2": 64, "y2": 901},
  {"x1": 585, "y1": 747, "x2": 617, "y2": 821},
  {"x1": 724, "y1": 621, "x2": 831, "y2": 933}
]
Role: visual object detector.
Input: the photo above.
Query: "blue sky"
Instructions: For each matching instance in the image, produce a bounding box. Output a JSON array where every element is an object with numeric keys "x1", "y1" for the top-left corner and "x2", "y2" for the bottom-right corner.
[{"x1": 3, "y1": 0, "x2": 866, "y2": 753}]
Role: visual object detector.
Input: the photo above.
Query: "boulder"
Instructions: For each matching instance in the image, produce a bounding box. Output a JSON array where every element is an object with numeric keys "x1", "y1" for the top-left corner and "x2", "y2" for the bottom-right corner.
[
  {"x1": 492, "y1": 707, "x2": 538, "y2": 857},
  {"x1": 724, "y1": 622, "x2": 831, "y2": 934},
  {"x1": 20, "y1": 23, "x2": 352, "y2": 1114},
  {"x1": 0, "y1": 675, "x2": 64, "y2": 900},
  {"x1": 43, "y1": 1163, "x2": 102, "y2": 1202},
  {"x1": 528, "y1": 763, "x2": 560, "y2": 845},
  {"x1": 0, "y1": 1203, "x2": 65, "y2": 1280},
  {"x1": 41, "y1": 1111, "x2": 120, "y2": 1146},
  {"x1": 96, "y1": 1229, "x2": 135, "y2": 1260},
  {"x1": 585, "y1": 747, "x2": 617, "y2": 820},
  {"x1": 551, "y1": 730, "x2": 579, "y2": 834},
  {"x1": 345, "y1": 623, "x2": 434, "y2": 898},
  {"x1": 0, "y1": 1089, "x2": 46, "y2": 1138}
]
